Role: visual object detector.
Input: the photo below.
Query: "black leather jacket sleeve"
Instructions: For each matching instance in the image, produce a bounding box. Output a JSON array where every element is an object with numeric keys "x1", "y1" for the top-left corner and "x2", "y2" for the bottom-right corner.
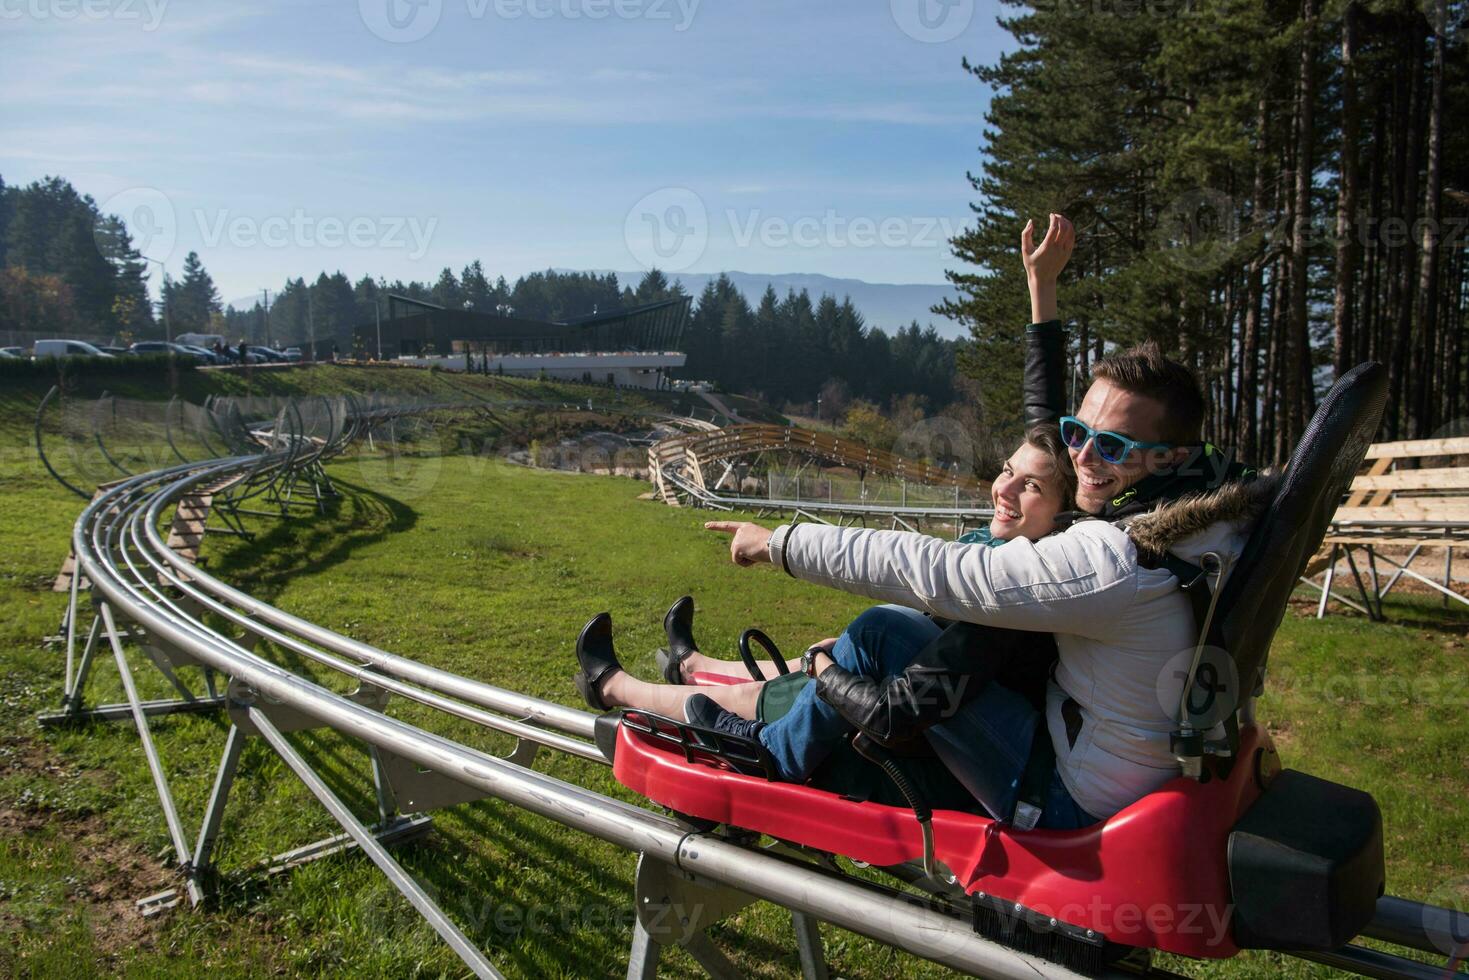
[
  {"x1": 1024, "y1": 319, "x2": 1067, "y2": 429},
  {"x1": 815, "y1": 622, "x2": 998, "y2": 746},
  {"x1": 815, "y1": 320, "x2": 1068, "y2": 745}
]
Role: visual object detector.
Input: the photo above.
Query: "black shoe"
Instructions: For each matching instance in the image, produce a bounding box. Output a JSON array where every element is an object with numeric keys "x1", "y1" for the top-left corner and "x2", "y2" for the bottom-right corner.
[
  {"x1": 657, "y1": 595, "x2": 698, "y2": 684},
  {"x1": 574, "y1": 612, "x2": 622, "y2": 712},
  {"x1": 683, "y1": 693, "x2": 765, "y2": 741}
]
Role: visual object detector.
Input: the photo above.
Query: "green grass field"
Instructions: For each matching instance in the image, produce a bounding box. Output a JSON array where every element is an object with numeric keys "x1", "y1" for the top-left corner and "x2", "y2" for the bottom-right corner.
[{"x1": 0, "y1": 373, "x2": 1465, "y2": 978}]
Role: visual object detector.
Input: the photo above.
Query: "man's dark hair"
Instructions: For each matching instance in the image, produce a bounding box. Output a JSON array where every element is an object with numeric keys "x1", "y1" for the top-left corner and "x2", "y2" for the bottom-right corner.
[{"x1": 1090, "y1": 341, "x2": 1205, "y2": 444}]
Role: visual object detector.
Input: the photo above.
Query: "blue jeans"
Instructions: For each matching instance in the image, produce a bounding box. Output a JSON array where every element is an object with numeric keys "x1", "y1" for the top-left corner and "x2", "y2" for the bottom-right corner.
[{"x1": 757, "y1": 605, "x2": 1098, "y2": 830}]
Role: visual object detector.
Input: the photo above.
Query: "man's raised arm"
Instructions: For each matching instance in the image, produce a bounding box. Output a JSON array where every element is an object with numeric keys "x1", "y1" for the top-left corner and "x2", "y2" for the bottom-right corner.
[{"x1": 1021, "y1": 213, "x2": 1074, "y2": 428}]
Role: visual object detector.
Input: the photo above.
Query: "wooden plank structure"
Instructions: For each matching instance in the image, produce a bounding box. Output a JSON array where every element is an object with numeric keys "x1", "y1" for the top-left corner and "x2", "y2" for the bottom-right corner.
[
  {"x1": 53, "y1": 480, "x2": 127, "y2": 592},
  {"x1": 1301, "y1": 435, "x2": 1469, "y2": 619},
  {"x1": 647, "y1": 438, "x2": 687, "y2": 506},
  {"x1": 54, "y1": 472, "x2": 247, "y2": 592}
]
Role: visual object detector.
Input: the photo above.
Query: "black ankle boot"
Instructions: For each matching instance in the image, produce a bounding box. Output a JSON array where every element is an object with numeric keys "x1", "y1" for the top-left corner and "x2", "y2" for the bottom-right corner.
[
  {"x1": 658, "y1": 595, "x2": 698, "y2": 684},
  {"x1": 574, "y1": 612, "x2": 622, "y2": 712}
]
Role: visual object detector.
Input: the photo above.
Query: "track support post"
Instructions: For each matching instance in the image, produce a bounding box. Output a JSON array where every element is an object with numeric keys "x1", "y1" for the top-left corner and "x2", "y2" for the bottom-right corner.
[{"x1": 627, "y1": 852, "x2": 829, "y2": 979}]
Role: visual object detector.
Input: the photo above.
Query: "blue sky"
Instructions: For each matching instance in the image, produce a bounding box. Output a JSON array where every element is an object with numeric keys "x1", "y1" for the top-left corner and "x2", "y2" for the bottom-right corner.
[{"x1": 0, "y1": 0, "x2": 1013, "y2": 308}]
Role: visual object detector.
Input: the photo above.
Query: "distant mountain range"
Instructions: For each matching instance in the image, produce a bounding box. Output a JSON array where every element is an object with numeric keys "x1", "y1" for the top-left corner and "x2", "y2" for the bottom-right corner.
[{"x1": 568, "y1": 270, "x2": 966, "y2": 341}]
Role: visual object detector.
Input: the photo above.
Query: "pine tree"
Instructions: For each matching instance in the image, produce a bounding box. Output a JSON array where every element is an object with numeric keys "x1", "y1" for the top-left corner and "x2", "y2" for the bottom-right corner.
[
  {"x1": 432, "y1": 267, "x2": 463, "y2": 309},
  {"x1": 461, "y1": 260, "x2": 493, "y2": 311},
  {"x1": 168, "y1": 251, "x2": 222, "y2": 332},
  {"x1": 93, "y1": 214, "x2": 155, "y2": 336},
  {"x1": 749, "y1": 285, "x2": 782, "y2": 399},
  {"x1": 634, "y1": 268, "x2": 671, "y2": 303},
  {"x1": 315, "y1": 271, "x2": 358, "y2": 345},
  {"x1": 680, "y1": 279, "x2": 724, "y2": 380},
  {"x1": 353, "y1": 274, "x2": 383, "y2": 326},
  {"x1": 718, "y1": 290, "x2": 756, "y2": 384}
]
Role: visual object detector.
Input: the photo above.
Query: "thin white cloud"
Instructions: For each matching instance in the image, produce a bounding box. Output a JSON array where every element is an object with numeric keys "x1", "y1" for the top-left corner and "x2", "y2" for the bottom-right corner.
[
  {"x1": 589, "y1": 68, "x2": 666, "y2": 83},
  {"x1": 221, "y1": 53, "x2": 374, "y2": 85},
  {"x1": 407, "y1": 67, "x2": 556, "y2": 88}
]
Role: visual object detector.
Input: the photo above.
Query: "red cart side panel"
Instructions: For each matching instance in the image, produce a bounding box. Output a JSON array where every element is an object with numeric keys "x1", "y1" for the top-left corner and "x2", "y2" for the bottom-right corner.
[{"x1": 614, "y1": 719, "x2": 1270, "y2": 958}]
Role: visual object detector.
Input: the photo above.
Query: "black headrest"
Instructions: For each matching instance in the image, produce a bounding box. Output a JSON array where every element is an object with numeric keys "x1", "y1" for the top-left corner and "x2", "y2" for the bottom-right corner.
[{"x1": 1214, "y1": 362, "x2": 1388, "y2": 695}]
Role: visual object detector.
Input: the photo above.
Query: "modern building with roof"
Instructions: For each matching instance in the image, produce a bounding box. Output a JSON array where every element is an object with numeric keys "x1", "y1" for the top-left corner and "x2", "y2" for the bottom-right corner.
[{"x1": 354, "y1": 294, "x2": 691, "y2": 389}]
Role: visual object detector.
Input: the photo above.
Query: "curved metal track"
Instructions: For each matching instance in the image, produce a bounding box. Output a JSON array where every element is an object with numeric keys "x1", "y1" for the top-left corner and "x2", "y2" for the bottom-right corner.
[
  {"x1": 35, "y1": 390, "x2": 1469, "y2": 978},
  {"x1": 647, "y1": 421, "x2": 998, "y2": 532}
]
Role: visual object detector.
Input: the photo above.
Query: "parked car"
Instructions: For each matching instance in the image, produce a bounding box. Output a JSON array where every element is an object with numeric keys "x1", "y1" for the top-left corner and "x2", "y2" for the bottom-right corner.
[
  {"x1": 34, "y1": 339, "x2": 114, "y2": 359},
  {"x1": 177, "y1": 343, "x2": 225, "y2": 365},
  {"x1": 211, "y1": 344, "x2": 267, "y2": 364},
  {"x1": 97, "y1": 346, "x2": 130, "y2": 356},
  {"x1": 252, "y1": 346, "x2": 289, "y2": 363},
  {"x1": 0, "y1": 349, "x2": 18, "y2": 359},
  {"x1": 282, "y1": 346, "x2": 303, "y2": 362},
  {"x1": 128, "y1": 341, "x2": 209, "y2": 363},
  {"x1": 0, "y1": 346, "x2": 25, "y2": 358},
  {"x1": 233, "y1": 347, "x2": 268, "y2": 364},
  {"x1": 174, "y1": 332, "x2": 227, "y2": 350}
]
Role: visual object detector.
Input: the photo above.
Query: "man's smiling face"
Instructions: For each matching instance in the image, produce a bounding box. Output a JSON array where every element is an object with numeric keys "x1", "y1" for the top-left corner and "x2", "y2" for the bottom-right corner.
[{"x1": 1068, "y1": 379, "x2": 1190, "y2": 513}]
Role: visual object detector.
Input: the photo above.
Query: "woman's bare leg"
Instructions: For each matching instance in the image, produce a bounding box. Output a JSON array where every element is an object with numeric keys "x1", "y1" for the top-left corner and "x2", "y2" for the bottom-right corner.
[
  {"x1": 598, "y1": 669, "x2": 763, "y2": 720},
  {"x1": 678, "y1": 650, "x2": 803, "y2": 682}
]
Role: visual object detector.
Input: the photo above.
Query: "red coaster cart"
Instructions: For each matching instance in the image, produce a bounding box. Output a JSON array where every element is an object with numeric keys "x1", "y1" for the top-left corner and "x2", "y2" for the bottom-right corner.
[{"x1": 592, "y1": 363, "x2": 1463, "y2": 977}]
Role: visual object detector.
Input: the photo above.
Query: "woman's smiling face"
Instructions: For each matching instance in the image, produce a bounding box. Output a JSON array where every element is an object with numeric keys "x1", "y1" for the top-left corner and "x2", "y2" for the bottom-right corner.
[{"x1": 989, "y1": 441, "x2": 1067, "y2": 541}]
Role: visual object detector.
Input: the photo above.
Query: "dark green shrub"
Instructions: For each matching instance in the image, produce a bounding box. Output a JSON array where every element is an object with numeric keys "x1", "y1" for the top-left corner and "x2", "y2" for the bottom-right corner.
[{"x1": 0, "y1": 353, "x2": 198, "y2": 381}]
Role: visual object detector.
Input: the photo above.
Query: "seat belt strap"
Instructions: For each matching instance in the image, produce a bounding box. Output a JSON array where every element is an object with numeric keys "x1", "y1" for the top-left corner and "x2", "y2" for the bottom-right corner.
[
  {"x1": 1157, "y1": 552, "x2": 1212, "y2": 632},
  {"x1": 1156, "y1": 551, "x2": 1240, "y2": 764},
  {"x1": 1012, "y1": 710, "x2": 1057, "y2": 831}
]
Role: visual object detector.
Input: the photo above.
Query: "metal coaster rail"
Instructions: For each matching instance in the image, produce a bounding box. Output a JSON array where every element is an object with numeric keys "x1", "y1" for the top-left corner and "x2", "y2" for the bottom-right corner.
[
  {"x1": 32, "y1": 388, "x2": 1467, "y2": 978},
  {"x1": 647, "y1": 422, "x2": 998, "y2": 532},
  {"x1": 43, "y1": 390, "x2": 1151, "y2": 979}
]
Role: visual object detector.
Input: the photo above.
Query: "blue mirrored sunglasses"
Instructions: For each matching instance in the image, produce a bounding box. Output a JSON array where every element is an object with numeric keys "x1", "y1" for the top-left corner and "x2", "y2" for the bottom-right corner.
[{"x1": 1059, "y1": 416, "x2": 1173, "y2": 464}]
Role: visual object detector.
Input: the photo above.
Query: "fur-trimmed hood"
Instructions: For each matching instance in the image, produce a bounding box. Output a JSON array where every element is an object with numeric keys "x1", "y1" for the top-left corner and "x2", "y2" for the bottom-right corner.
[{"x1": 1121, "y1": 472, "x2": 1282, "y2": 566}]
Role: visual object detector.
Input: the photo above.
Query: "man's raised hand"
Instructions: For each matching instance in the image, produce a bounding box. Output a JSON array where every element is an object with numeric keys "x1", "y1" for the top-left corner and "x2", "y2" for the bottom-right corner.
[
  {"x1": 1022, "y1": 213, "x2": 1075, "y2": 322},
  {"x1": 704, "y1": 521, "x2": 774, "y2": 567},
  {"x1": 1022, "y1": 213, "x2": 1075, "y2": 283}
]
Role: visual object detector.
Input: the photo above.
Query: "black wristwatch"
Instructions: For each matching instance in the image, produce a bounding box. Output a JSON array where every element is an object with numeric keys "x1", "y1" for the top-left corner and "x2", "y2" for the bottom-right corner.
[{"x1": 801, "y1": 646, "x2": 823, "y2": 678}]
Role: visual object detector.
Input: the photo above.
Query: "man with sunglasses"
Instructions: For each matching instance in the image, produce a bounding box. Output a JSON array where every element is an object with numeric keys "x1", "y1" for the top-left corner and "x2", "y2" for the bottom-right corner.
[
  {"x1": 1063, "y1": 381, "x2": 1194, "y2": 512},
  {"x1": 704, "y1": 228, "x2": 1265, "y2": 828}
]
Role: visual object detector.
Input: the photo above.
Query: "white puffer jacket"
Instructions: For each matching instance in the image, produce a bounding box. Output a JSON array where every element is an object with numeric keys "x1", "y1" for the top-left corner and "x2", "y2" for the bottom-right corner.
[{"x1": 767, "y1": 478, "x2": 1276, "y2": 819}]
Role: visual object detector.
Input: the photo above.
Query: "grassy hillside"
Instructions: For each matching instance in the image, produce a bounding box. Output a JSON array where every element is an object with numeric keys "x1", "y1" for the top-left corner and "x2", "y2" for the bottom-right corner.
[
  {"x1": 0, "y1": 380, "x2": 1463, "y2": 977},
  {"x1": 1, "y1": 362, "x2": 785, "y2": 439}
]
